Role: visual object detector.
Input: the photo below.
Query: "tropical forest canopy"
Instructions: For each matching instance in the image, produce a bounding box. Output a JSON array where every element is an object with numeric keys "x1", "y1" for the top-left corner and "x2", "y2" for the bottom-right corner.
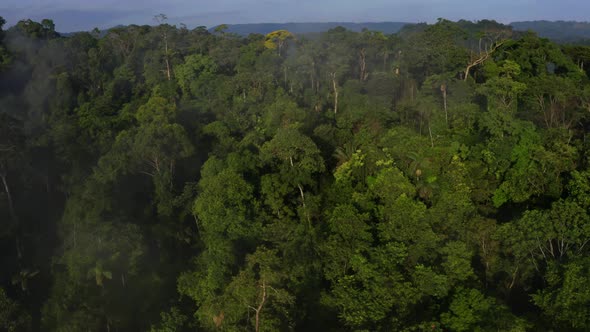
[{"x1": 3, "y1": 15, "x2": 590, "y2": 331}]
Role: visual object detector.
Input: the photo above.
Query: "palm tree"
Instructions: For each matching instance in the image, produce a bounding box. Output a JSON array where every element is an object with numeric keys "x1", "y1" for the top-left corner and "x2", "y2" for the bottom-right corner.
[
  {"x1": 407, "y1": 151, "x2": 431, "y2": 181},
  {"x1": 333, "y1": 140, "x2": 359, "y2": 166},
  {"x1": 87, "y1": 262, "x2": 112, "y2": 287},
  {"x1": 12, "y1": 269, "x2": 39, "y2": 291}
]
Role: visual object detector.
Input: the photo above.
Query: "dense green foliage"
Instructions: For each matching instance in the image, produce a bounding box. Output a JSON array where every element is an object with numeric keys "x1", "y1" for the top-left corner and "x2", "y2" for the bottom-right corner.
[{"x1": 2, "y1": 16, "x2": 590, "y2": 331}]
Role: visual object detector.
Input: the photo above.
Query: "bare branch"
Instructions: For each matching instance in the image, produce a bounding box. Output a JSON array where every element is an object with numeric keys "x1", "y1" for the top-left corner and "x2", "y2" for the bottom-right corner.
[
  {"x1": 0, "y1": 145, "x2": 14, "y2": 152},
  {"x1": 464, "y1": 40, "x2": 506, "y2": 81}
]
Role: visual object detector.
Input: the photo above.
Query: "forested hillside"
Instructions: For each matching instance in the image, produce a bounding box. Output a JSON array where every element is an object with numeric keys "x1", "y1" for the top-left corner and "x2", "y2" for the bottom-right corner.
[
  {"x1": 511, "y1": 21, "x2": 590, "y2": 44},
  {"x1": 2, "y1": 16, "x2": 590, "y2": 331},
  {"x1": 208, "y1": 22, "x2": 409, "y2": 36}
]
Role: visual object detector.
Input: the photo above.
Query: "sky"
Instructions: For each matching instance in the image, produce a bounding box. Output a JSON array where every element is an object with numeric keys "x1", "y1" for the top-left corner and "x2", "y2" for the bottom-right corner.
[{"x1": 1, "y1": 0, "x2": 590, "y2": 32}]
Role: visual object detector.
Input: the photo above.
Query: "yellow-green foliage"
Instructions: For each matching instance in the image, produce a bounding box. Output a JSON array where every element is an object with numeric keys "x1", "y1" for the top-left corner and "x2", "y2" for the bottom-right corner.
[{"x1": 264, "y1": 30, "x2": 294, "y2": 50}]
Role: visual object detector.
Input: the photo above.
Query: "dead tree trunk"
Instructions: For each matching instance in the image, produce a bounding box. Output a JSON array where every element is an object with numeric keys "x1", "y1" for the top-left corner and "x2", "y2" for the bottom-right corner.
[{"x1": 464, "y1": 40, "x2": 505, "y2": 81}]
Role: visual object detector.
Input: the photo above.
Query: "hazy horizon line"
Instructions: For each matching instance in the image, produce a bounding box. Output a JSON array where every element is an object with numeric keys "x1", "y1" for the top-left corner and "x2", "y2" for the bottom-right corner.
[{"x1": 4, "y1": 17, "x2": 590, "y2": 34}]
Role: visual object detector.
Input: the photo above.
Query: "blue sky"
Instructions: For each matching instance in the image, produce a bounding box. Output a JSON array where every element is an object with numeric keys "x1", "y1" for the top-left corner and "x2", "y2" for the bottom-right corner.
[{"x1": 1, "y1": 0, "x2": 589, "y2": 32}]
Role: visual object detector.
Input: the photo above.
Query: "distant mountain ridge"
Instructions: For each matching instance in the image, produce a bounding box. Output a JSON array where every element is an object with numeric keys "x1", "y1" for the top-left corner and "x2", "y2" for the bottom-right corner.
[
  {"x1": 209, "y1": 22, "x2": 410, "y2": 36},
  {"x1": 211, "y1": 21, "x2": 590, "y2": 42},
  {"x1": 510, "y1": 20, "x2": 590, "y2": 43},
  {"x1": 61, "y1": 20, "x2": 590, "y2": 45}
]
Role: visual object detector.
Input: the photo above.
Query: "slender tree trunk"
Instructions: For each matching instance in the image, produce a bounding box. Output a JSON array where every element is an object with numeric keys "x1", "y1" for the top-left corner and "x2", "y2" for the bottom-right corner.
[
  {"x1": 73, "y1": 221, "x2": 78, "y2": 249},
  {"x1": 359, "y1": 48, "x2": 367, "y2": 81},
  {"x1": 297, "y1": 184, "x2": 306, "y2": 209},
  {"x1": 441, "y1": 84, "x2": 448, "y2": 126},
  {"x1": 481, "y1": 238, "x2": 489, "y2": 287},
  {"x1": 419, "y1": 113, "x2": 423, "y2": 136},
  {"x1": 1, "y1": 172, "x2": 16, "y2": 224},
  {"x1": 163, "y1": 32, "x2": 171, "y2": 81},
  {"x1": 255, "y1": 280, "x2": 267, "y2": 332},
  {"x1": 284, "y1": 66, "x2": 288, "y2": 87},
  {"x1": 311, "y1": 61, "x2": 316, "y2": 93},
  {"x1": 509, "y1": 267, "x2": 519, "y2": 289},
  {"x1": 464, "y1": 64, "x2": 474, "y2": 81},
  {"x1": 15, "y1": 237, "x2": 22, "y2": 260},
  {"x1": 538, "y1": 95, "x2": 550, "y2": 128},
  {"x1": 428, "y1": 123, "x2": 434, "y2": 148},
  {"x1": 290, "y1": 157, "x2": 311, "y2": 227},
  {"x1": 331, "y1": 72, "x2": 339, "y2": 114}
]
